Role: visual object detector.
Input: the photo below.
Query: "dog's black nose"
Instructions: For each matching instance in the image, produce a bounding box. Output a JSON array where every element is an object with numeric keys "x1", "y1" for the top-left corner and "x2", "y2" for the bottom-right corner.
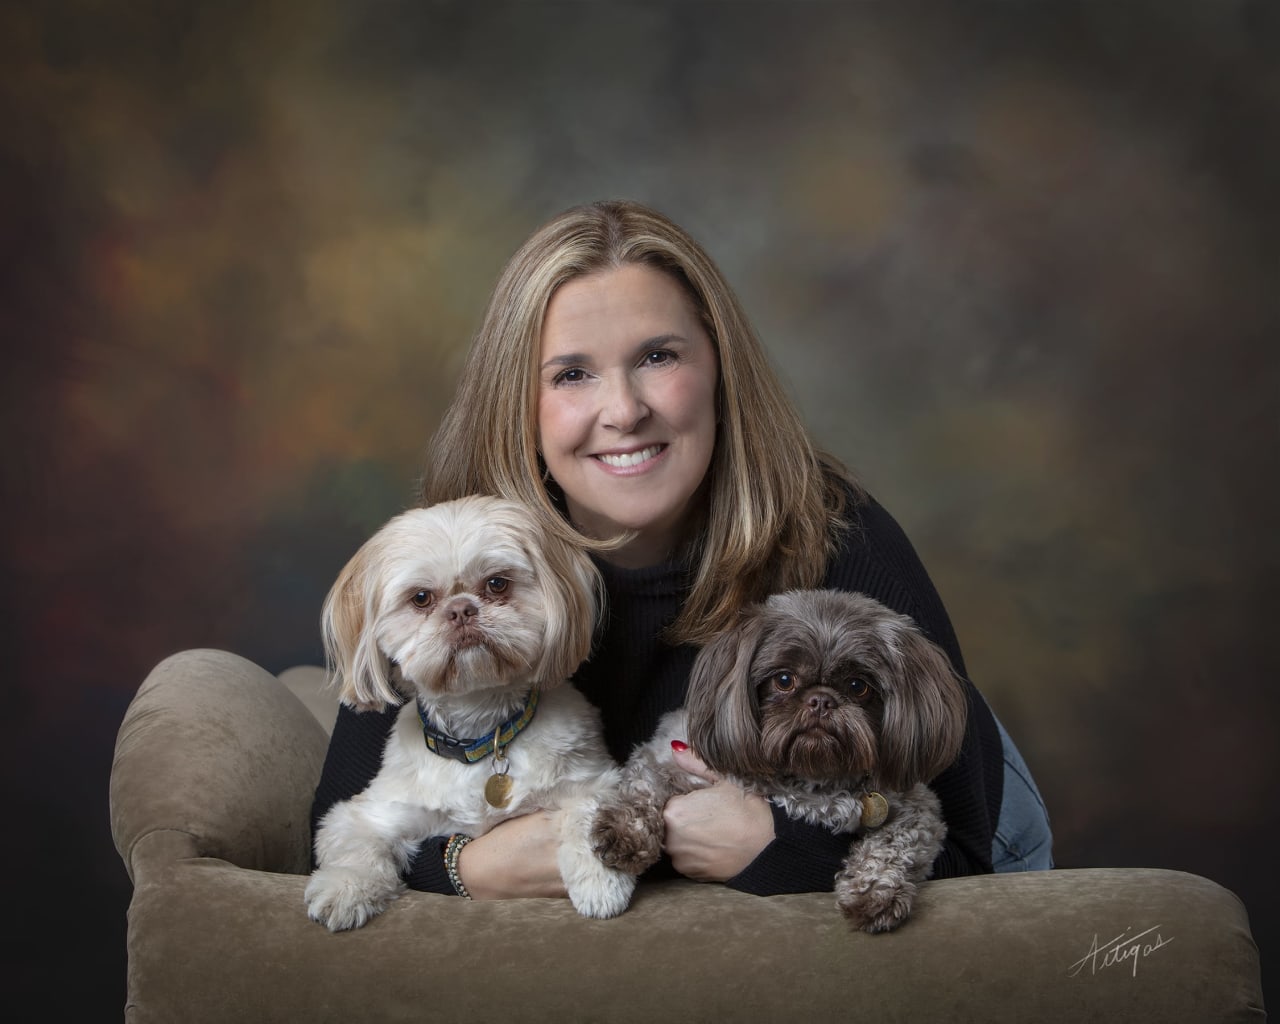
[{"x1": 806, "y1": 690, "x2": 837, "y2": 714}]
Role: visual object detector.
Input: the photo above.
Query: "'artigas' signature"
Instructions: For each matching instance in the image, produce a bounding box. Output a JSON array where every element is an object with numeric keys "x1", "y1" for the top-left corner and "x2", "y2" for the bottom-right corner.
[{"x1": 1068, "y1": 926, "x2": 1175, "y2": 979}]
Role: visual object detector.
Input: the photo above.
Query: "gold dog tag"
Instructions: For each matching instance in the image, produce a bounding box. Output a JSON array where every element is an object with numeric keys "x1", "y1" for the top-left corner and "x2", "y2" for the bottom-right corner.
[
  {"x1": 484, "y1": 773, "x2": 513, "y2": 808},
  {"x1": 861, "y1": 792, "x2": 889, "y2": 829}
]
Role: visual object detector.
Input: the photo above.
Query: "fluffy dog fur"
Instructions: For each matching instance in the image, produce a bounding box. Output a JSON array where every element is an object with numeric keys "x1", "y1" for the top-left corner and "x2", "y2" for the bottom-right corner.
[
  {"x1": 305, "y1": 495, "x2": 635, "y2": 930},
  {"x1": 591, "y1": 589, "x2": 967, "y2": 933}
]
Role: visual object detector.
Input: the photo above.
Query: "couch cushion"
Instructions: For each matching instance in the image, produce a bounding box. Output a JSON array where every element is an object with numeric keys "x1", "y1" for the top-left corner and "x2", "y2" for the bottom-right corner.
[{"x1": 122, "y1": 863, "x2": 1264, "y2": 1023}]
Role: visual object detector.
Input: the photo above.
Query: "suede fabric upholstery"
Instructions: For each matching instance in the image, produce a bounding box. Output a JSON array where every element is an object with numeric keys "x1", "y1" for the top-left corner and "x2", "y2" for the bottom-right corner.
[
  {"x1": 111, "y1": 650, "x2": 328, "y2": 880},
  {"x1": 110, "y1": 649, "x2": 1266, "y2": 1022}
]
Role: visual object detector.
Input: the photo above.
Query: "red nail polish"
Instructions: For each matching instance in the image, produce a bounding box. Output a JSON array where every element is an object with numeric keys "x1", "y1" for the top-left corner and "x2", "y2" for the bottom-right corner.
[{"x1": 671, "y1": 740, "x2": 689, "y2": 752}]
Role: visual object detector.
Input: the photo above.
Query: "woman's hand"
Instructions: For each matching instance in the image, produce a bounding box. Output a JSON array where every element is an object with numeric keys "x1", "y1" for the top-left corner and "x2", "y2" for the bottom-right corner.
[
  {"x1": 663, "y1": 742, "x2": 775, "y2": 881},
  {"x1": 455, "y1": 810, "x2": 568, "y2": 900}
]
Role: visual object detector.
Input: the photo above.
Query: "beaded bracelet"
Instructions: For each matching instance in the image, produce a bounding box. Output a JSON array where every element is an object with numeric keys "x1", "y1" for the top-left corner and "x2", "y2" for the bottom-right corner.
[{"x1": 444, "y1": 833, "x2": 473, "y2": 899}]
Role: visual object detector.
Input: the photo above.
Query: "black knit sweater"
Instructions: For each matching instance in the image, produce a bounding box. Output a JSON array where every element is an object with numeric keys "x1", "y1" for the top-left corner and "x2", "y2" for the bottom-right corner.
[{"x1": 309, "y1": 491, "x2": 1002, "y2": 895}]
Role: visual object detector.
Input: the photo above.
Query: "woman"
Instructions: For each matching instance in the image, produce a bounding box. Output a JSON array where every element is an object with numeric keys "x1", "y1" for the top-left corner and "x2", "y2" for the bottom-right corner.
[{"x1": 311, "y1": 199, "x2": 1052, "y2": 900}]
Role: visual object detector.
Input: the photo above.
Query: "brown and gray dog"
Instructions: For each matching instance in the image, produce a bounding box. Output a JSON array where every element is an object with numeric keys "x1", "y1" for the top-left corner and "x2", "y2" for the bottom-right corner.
[{"x1": 591, "y1": 589, "x2": 967, "y2": 932}]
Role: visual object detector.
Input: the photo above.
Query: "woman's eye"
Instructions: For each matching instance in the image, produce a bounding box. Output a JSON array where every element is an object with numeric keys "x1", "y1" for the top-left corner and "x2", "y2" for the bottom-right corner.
[
  {"x1": 553, "y1": 367, "x2": 586, "y2": 385},
  {"x1": 643, "y1": 350, "x2": 674, "y2": 367},
  {"x1": 485, "y1": 577, "x2": 510, "y2": 596},
  {"x1": 410, "y1": 590, "x2": 434, "y2": 609}
]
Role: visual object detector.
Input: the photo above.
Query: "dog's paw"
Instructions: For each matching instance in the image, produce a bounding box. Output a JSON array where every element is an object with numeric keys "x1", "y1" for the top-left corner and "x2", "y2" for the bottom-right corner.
[
  {"x1": 590, "y1": 805, "x2": 663, "y2": 874},
  {"x1": 567, "y1": 867, "x2": 637, "y2": 920},
  {"x1": 304, "y1": 867, "x2": 401, "y2": 932},
  {"x1": 836, "y1": 877, "x2": 917, "y2": 934}
]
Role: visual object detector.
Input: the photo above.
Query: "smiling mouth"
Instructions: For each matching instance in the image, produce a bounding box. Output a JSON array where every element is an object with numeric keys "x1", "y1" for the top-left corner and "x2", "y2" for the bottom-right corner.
[{"x1": 595, "y1": 445, "x2": 665, "y2": 468}]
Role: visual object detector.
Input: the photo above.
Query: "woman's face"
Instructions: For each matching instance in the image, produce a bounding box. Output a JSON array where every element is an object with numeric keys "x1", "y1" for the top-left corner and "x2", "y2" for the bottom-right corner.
[{"x1": 537, "y1": 263, "x2": 720, "y2": 568}]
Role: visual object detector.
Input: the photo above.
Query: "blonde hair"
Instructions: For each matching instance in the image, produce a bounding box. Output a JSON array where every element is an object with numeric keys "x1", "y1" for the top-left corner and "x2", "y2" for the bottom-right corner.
[{"x1": 421, "y1": 199, "x2": 854, "y2": 646}]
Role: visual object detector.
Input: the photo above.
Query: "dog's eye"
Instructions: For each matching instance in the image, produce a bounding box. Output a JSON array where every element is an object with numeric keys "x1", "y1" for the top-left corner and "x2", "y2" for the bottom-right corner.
[
  {"x1": 848, "y1": 678, "x2": 871, "y2": 699},
  {"x1": 771, "y1": 672, "x2": 797, "y2": 692},
  {"x1": 485, "y1": 577, "x2": 510, "y2": 596},
  {"x1": 410, "y1": 590, "x2": 434, "y2": 609}
]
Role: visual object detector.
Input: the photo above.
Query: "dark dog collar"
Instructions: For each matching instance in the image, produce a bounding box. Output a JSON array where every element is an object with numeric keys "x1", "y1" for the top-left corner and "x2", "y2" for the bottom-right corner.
[{"x1": 417, "y1": 688, "x2": 540, "y2": 764}]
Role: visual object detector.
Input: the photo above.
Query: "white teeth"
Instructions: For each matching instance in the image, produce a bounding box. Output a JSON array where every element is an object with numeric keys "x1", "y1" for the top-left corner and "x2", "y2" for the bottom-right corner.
[{"x1": 598, "y1": 446, "x2": 661, "y2": 468}]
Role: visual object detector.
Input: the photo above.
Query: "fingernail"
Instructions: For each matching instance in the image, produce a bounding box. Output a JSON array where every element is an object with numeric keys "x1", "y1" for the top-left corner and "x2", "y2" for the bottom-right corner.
[{"x1": 671, "y1": 740, "x2": 689, "y2": 752}]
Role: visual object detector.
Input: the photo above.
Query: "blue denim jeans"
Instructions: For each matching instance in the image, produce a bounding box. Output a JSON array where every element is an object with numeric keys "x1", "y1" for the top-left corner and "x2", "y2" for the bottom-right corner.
[{"x1": 991, "y1": 714, "x2": 1054, "y2": 871}]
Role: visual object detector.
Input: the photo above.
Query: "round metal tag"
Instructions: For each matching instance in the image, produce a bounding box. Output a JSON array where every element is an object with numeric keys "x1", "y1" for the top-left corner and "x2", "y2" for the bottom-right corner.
[
  {"x1": 484, "y1": 773, "x2": 514, "y2": 809},
  {"x1": 860, "y1": 791, "x2": 889, "y2": 829}
]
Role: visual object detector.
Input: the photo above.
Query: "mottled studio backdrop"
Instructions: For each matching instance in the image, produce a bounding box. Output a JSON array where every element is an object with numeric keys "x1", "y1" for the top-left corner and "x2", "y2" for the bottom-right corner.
[{"x1": 3, "y1": 0, "x2": 1276, "y2": 1014}]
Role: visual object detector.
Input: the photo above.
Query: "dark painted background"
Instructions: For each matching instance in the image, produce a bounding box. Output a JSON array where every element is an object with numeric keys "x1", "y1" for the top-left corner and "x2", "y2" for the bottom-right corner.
[{"x1": 4, "y1": 0, "x2": 1275, "y2": 1014}]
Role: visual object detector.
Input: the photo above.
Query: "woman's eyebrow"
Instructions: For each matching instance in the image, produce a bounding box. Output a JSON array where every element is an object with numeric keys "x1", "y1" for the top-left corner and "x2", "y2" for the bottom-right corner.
[
  {"x1": 638, "y1": 333, "x2": 688, "y2": 351},
  {"x1": 540, "y1": 352, "x2": 589, "y2": 371},
  {"x1": 540, "y1": 334, "x2": 689, "y2": 374}
]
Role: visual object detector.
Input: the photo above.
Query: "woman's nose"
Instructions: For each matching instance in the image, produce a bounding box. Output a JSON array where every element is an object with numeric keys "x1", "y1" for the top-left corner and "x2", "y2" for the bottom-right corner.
[{"x1": 600, "y1": 375, "x2": 649, "y2": 432}]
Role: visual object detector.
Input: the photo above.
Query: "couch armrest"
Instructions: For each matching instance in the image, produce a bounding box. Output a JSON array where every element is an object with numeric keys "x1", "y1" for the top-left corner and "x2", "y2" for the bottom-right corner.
[{"x1": 110, "y1": 649, "x2": 329, "y2": 882}]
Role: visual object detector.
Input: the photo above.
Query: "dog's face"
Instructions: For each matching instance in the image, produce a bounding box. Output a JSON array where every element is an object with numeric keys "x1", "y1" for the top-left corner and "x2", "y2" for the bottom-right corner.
[
  {"x1": 322, "y1": 495, "x2": 600, "y2": 710},
  {"x1": 685, "y1": 590, "x2": 967, "y2": 792}
]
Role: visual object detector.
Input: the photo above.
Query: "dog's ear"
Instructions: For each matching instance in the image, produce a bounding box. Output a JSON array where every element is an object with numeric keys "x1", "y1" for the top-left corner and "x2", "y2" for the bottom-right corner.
[
  {"x1": 874, "y1": 621, "x2": 969, "y2": 791},
  {"x1": 321, "y1": 537, "x2": 400, "y2": 711},
  {"x1": 523, "y1": 521, "x2": 603, "y2": 687},
  {"x1": 686, "y1": 607, "x2": 772, "y2": 778}
]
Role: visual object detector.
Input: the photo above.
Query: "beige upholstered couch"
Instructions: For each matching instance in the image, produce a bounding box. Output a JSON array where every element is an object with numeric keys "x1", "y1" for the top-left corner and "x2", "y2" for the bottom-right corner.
[{"x1": 110, "y1": 649, "x2": 1266, "y2": 1022}]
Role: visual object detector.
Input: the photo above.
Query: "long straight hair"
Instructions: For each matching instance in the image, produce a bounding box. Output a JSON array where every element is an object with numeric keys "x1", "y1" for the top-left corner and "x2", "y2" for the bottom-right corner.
[{"x1": 421, "y1": 200, "x2": 855, "y2": 646}]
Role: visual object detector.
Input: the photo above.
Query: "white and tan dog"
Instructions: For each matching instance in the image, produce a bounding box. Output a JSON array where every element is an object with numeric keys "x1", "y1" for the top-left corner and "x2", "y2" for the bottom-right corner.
[{"x1": 305, "y1": 495, "x2": 635, "y2": 930}]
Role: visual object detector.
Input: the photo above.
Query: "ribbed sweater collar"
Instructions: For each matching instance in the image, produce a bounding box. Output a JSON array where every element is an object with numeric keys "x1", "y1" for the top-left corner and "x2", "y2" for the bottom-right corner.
[{"x1": 592, "y1": 553, "x2": 693, "y2": 600}]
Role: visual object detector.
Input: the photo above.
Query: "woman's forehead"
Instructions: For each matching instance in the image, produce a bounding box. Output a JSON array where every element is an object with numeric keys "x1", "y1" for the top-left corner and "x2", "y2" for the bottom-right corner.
[{"x1": 541, "y1": 265, "x2": 704, "y2": 351}]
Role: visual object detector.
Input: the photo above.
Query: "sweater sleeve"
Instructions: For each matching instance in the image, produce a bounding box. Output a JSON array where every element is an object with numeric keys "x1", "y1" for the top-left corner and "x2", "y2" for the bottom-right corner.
[
  {"x1": 309, "y1": 701, "x2": 456, "y2": 895},
  {"x1": 727, "y1": 805, "x2": 851, "y2": 894}
]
